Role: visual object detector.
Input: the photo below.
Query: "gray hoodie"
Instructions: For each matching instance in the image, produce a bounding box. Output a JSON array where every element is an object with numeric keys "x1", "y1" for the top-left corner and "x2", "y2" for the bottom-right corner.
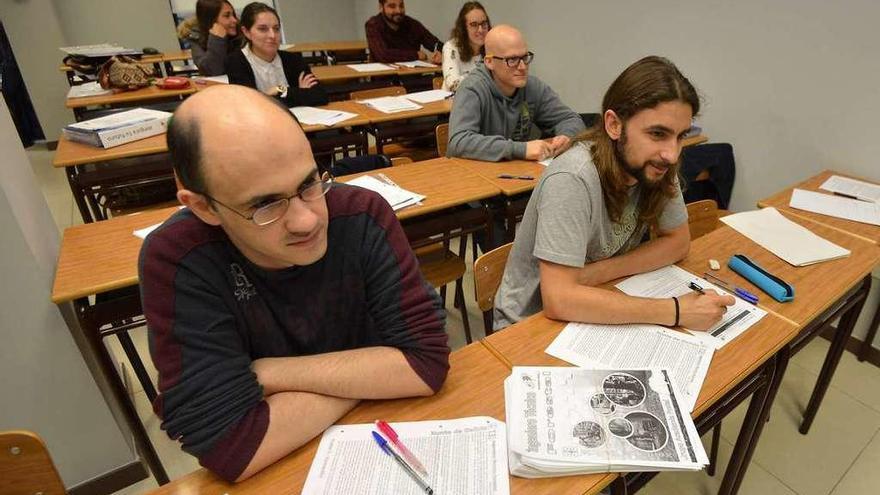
[{"x1": 447, "y1": 64, "x2": 585, "y2": 161}]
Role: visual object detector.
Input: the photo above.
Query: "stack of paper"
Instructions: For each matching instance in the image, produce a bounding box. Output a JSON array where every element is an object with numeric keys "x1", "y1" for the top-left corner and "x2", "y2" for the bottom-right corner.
[
  {"x1": 66, "y1": 81, "x2": 112, "y2": 99},
  {"x1": 506, "y1": 367, "x2": 708, "y2": 478},
  {"x1": 402, "y1": 89, "x2": 453, "y2": 104},
  {"x1": 819, "y1": 175, "x2": 880, "y2": 203},
  {"x1": 395, "y1": 60, "x2": 438, "y2": 68},
  {"x1": 290, "y1": 106, "x2": 358, "y2": 127},
  {"x1": 615, "y1": 265, "x2": 767, "y2": 348},
  {"x1": 546, "y1": 322, "x2": 714, "y2": 412},
  {"x1": 63, "y1": 108, "x2": 172, "y2": 148},
  {"x1": 346, "y1": 62, "x2": 394, "y2": 72},
  {"x1": 721, "y1": 208, "x2": 850, "y2": 266},
  {"x1": 302, "y1": 417, "x2": 509, "y2": 495},
  {"x1": 789, "y1": 189, "x2": 880, "y2": 226},
  {"x1": 60, "y1": 43, "x2": 141, "y2": 57},
  {"x1": 358, "y1": 96, "x2": 422, "y2": 114},
  {"x1": 345, "y1": 175, "x2": 425, "y2": 210}
]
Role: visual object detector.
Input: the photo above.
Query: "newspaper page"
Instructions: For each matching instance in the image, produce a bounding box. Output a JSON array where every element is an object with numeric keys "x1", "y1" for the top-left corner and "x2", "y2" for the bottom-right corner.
[
  {"x1": 545, "y1": 322, "x2": 714, "y2": 413},
  {"x1": 303, "y1": 417, "x2": 509, "y2": 495},
  {"x1": 505, "y1": 367, "x2": 707, "y2": 478},
  {"x1": 616, "y1": 265, "x2": 767, "y2": 348}
]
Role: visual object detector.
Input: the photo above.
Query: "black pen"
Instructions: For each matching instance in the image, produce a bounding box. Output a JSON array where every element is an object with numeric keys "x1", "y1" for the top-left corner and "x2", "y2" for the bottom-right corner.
[
  {"x1": 498, "y1": 174, "x2": 534, "y2": 180},
  {"x1": 688, "y1": 282, "x2": 705, "y2": 295}
]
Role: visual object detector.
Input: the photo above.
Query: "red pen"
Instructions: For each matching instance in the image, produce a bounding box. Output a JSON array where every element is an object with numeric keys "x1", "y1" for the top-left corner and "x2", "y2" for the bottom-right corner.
[{"x1": 375, "y1": 420, "x2": 428, "y2": 476}]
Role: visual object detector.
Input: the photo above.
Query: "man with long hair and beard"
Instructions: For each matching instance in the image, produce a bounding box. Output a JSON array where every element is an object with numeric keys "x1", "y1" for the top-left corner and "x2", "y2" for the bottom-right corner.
[{"x1": 494, "y1": 56, "x2": 734, "y2": 331}]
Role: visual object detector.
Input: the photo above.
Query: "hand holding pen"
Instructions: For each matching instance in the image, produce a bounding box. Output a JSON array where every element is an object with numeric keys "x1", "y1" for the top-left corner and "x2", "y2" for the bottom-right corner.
[{"x1": 675, "y1": 282, "x2": 735, "y2": 331}]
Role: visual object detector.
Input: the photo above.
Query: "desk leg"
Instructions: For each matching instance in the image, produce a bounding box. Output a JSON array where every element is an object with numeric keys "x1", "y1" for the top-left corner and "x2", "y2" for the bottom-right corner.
[
  {"x1": 800, "y1": 276, "x2": 871, "y2": 434},
  {"x1": 77, "y1": 301, "x2": 170, "y2": 485},
  {"x1": 718, "y1": 357, "x2": 777, "y2": 495},
  {"x1": 66, "y1": 166, "x2": 95, "y2": 223},
  {"x1": 609, "y1": 475, "x2": 627, "y2": 495},
  {"x1": 857, "y1": 298, "x2": 880, "y2": 362}
]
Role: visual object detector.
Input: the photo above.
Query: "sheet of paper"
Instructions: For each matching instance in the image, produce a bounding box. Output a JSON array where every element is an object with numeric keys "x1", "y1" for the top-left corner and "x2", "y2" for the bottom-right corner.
[
  {"x1": 302, "y1": 417, "x2": 509, "y2": 495},
  {"x1": 819, "y1": 175, "x2": 880, "y2": 203},
  {"x1": 615, "y1": 265, "x2": 767, "y2": 348},
  {"x1": 790, "y1": 188, "x2": 880, "y2": 226},
  {"x1": 193, "y1": 74, "x2": 229, "y2": 84},
  {"x1": 347, "y1": 62, "x2": 395, "y2": 72},
  {"x1": 720, "y1": 207, "x2": 850, "y2": 266},
  {"x1": 546, "y1": 322, "x2": 713, "y2": 412},
  {"x1": 66, "y1": 108, "x2": 172, "y2": 132},
  {"x1": 67, "y1": 81, "x2": 113, "y2": 99},
  {"x1": 538, "y1": 158, "x2": 553, "y2": 167},
  {"x1": 358, "y1": 96, "x2": 422, "y2": 114},
  {"x1": 133, "y1": 223, "x2": 161, "y2": 239},
  {"x1": 345, "y1": 175, "x2": 425, "y2": 211},
  {"x1": 395, "y1": 60, "x2": 438, "y2": 68},
  {"x1": 402, "y1": 89, "x2": 453, "y2": 104},
  {"x1": 290, "y1": 106, "x2": 358, "y2": 127}
]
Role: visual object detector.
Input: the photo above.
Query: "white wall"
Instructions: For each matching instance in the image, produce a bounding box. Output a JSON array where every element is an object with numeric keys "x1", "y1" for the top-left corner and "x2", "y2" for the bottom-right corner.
[{"x1": 0, "y1": 100, "x2": 135, "y2": 488}]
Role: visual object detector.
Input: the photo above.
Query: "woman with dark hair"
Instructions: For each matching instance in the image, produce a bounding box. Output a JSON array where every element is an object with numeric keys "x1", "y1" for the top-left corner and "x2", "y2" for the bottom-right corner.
[
  {"x1": 441, "y1": 2, "x2": 490, "y2": 91},
  {"x1": 226, "y1": 2, "x2": 328, "y2": 107},
  {"x1": 177, "y1": 0, "x2": 239, "y2": 76}
]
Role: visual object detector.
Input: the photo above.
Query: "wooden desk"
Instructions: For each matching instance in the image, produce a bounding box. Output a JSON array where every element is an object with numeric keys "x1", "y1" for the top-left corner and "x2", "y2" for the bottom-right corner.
[
  {"x1": 483, "y1": 303, "x2": 797, "y2": 495},
  {"x1": 757, "y1": 170, "x2": 880, "y2": 362},
  {"x1": 65, "y1": 84, "x2": 197, "y2": 110},
  {"x1": 285, "y1": 40, "x2": 367, "y2": 55},
  {"x1": 53, "y1": 100, "x2": 370, "y2": 223},
  {"x1": 353, "y1": 97, "x2": 452, "y2": 124},
  {"x1": 338, "y1": 157, "x2": 500, "y2": 222},
  {"x1": 311, "y1": 64, "x2": 397, "y2": 82},
  {"x1": 146, "y1": 342, "x2": 511, "y2": 494},
  {"x1": 758, "y1": 170, "x2": 880, "y2": 245},
  {"x1": 454, "y1": 158, "x2": 546, "y2": 197}
]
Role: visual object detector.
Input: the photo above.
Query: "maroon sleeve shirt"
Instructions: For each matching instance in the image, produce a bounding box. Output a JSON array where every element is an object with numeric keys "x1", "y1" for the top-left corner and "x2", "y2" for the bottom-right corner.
[{"x1": 365, "y1": 14, "x2": 441, "y2": 63}]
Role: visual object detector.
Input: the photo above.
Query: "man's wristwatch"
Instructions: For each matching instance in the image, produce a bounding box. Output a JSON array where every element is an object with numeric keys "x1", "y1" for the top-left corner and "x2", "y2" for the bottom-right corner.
[{"x1": 277, "y1": 85, "x2": 288, "y2": 98}]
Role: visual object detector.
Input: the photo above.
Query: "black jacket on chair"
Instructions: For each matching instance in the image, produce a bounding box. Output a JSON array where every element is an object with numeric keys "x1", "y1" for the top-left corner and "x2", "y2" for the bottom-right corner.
[{"x1": 226, "y1": 49, "x2": 329, "y2": 107}]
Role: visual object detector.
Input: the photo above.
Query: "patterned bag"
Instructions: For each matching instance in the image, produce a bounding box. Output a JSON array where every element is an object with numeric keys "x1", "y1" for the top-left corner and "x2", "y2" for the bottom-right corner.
[{"x1": 98, "y1": 56, "x2": 154, "y2": 91}]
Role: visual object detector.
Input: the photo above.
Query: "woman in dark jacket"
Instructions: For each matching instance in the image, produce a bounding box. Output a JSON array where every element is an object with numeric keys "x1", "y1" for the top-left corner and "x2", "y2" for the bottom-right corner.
[
  {"x1": 178, "y1": 0, "x2": 240, "y2": 76},
  {"x1": 226, "y1": 2, "x2": 328, "y2": 107}
]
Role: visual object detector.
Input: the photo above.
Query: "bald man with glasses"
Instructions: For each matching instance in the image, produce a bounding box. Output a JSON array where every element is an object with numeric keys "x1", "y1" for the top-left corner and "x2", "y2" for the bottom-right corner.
[
  {"x1": 139, "y1": 85, "x2": 449, "y2": 482},
  {"x1": 447, "y1": 25, "x2": 585, "y2": 162}
]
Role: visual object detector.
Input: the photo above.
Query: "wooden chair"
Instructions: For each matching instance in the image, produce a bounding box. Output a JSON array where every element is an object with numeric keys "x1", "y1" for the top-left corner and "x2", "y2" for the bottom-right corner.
[
  {"x1": 351, "y1": 86, "x2": 438, "y2": 162},
  {"x1": 0, "y1": 431, "x2": 66, "y2": 495},
  {"x1": 415, "y1": 244, "x2": 472, "y2": 344},
  {"x1": 435, "y1": 123, "x2": 449, "y2": 157},
  {"x1": 686, "y1": 199, "x2": 721, "y2": 240},
  {"x1": 473, "y1": 242, "x2": 514, "y2": 334},
  {"x1": 350, "y1": 85, "x2": 407, "y2": 100},
  {"x1": 432, "y1": 76, "x2": 443, "y2": 90}
]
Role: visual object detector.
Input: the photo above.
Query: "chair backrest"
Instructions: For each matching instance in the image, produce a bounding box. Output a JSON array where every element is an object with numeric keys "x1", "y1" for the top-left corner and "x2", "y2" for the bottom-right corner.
[
  {"x1": 350, "y1": 86, "x2": 406, "y2": 100},
  {"x1": 474, "y1": 242, "x2": 514, "y2": 312},
  {"x1": 686, "y1": 199, "x2": 720, "y2": 240},
  {"x1": 432, "y1": 76, "x2": 443, "y2": 90},
  {"x1": 435, "y1": 123, "x2": 449, "y2": 157},
  {"x1": 331, "y1": 154, "x2": 391, "y2": 176},
  {"x1": 0, "y1": 431, "x2": 66, "y2": 495}
]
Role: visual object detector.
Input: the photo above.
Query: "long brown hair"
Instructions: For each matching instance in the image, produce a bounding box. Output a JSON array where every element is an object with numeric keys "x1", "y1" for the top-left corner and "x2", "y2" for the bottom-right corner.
[
  {"x1": 450, "y1": 2, "x2": 490, "y2": 62},
  {"x1": 240, "y1": 2, "x2": 280, "y2": 47},
  {"x1": 196, "y1": 0, "x2": 236, "y2": 50},
  {"x1": 578, "y1": 56, "x2": 699, "y2": 231}
]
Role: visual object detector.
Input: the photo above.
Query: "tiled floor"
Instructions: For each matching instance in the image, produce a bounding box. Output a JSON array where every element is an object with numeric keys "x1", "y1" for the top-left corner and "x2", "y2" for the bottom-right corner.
[{"x1": 30, "y1": 144, "x2": 879, "y2": 494}]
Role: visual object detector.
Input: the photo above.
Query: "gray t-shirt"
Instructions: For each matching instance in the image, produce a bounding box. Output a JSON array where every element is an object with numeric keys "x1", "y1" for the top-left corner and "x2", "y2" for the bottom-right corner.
[{"x1": 493, "y1": 142, "x2": 688, "y2": 329}]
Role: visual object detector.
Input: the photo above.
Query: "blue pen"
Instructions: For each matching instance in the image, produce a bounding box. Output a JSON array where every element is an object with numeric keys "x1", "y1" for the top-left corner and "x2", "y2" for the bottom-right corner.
[
  {"x1": 372, "y1": 431, "x2": 434, "y2": 494},
  {"x1": 703, "y1": 272, "x2": 759, "y2": 304}
]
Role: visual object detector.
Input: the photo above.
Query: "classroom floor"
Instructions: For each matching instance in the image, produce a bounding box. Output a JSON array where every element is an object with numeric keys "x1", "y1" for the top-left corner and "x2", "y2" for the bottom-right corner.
[{"x1": 29, "y1": 144, "x2": 880, "y2": 495}]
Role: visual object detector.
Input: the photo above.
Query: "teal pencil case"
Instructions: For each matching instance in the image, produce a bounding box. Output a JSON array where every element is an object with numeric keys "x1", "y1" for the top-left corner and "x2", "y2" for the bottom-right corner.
[{"x1": 728, "y1": 254, "x2": 795, "y2": 303}]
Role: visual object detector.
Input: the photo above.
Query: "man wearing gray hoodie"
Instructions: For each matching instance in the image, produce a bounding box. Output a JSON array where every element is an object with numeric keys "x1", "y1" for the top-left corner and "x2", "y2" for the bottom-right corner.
[{"x1": 447, "y1": 25, "x2": 585, "y2": 162}]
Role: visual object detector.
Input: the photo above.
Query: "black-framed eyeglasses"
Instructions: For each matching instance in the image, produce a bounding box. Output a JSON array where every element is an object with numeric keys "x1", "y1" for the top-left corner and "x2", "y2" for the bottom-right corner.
[
  {"x1": 488, "y1": 51, "x2": 535, "y2": 68},
  {"x1": 467, "y1": 20, "x2": 490, "y2": 30},
  {"x1": 201, "y1": 171, "x2": 333, "y2": 226}
]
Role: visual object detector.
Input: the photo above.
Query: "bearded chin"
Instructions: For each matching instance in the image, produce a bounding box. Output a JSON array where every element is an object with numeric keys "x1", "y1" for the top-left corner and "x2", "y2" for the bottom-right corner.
[{"x1": 613, "y1": 132, "x2": 665, "y2": 190}]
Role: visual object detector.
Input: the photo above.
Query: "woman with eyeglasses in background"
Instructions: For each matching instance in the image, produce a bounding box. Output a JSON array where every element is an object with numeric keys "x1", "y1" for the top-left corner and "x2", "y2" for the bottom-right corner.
[
  {"x1": 226, "y1": 2, "x2": 328, "y2": 107},
  {"x1": 442, "y1": 2, "x2": 491, "y2": 91}
]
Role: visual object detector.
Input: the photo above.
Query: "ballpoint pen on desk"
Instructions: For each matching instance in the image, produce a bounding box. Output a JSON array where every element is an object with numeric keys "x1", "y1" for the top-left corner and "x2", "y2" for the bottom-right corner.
[
  {"x1": 688, "y1": 281, "x2": 705, "y2": 295},
  {"x1": 372, "y1": 431, "x2": 434, "y2": 495},
  {"x1": 376, "y1": 420, "x2": 428, "y2": 476},
  {"x1": 497, "y1": 174, "x2": 534, "y2": 180},
  {"x1": 703, "y1": 272, "x2": 759, "y2": 304}
]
